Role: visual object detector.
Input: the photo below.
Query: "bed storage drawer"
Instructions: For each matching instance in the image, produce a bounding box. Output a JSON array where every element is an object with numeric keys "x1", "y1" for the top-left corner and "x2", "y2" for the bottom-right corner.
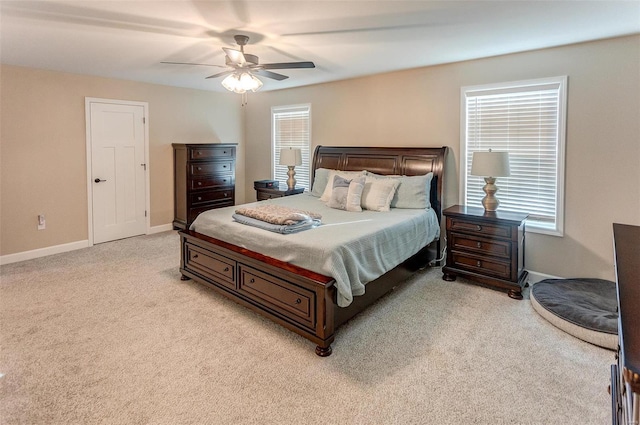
[
  {"x1": 184, "y1": 243, "x2": 236, "y2": 290},
  {"x1": 238, "y1": 265, "x2": 315, "y2": 330}
]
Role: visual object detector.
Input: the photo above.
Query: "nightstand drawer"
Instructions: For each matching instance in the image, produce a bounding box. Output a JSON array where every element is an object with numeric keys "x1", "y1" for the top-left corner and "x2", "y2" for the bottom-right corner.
[
  {"x1": 448, "y1": 217, "x2": 511, "y2": 239},
  {"x1": 257, "y1": 192, "x2": 283, "y2": 201},
  {"x1": 451, "y1": 251, "x2": 511, "y2": 280},
  {"x1": 449, "y1": 233, "x2": 511, "y2": 259}
]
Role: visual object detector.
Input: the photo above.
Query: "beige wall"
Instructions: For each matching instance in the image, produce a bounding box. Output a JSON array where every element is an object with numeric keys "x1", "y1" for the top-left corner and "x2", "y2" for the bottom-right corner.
[
  {"x1": 0, "y1": 65, "x2": 243, "y2": 256},
  {"x1": 244, "y1": 35, "x2": 640, "y2": 280}
]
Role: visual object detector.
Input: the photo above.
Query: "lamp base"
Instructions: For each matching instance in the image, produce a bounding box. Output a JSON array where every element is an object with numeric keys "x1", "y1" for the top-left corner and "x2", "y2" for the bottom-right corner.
[
  {"x1": 286, "y1": 166, "x2": 297, "y2": 191},
  {"x1": 481, "y1": 177, "x2": 500, "y2": 212}
]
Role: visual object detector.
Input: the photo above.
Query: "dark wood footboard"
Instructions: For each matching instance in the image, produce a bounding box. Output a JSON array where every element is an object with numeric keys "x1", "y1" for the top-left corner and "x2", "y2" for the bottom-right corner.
[{"x1": 180, "y1": 229, "x2": 436, "y2": 356}]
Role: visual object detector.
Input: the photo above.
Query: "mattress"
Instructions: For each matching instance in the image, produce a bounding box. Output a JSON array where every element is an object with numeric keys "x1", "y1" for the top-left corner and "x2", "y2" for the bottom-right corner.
[{"x1": 190, "y1": 193, "x2": 440, "y2": 307}]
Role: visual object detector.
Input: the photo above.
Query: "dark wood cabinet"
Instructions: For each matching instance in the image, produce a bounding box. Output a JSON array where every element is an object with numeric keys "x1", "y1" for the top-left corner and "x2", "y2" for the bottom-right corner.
[
  {"x1": 442, "y1": 205, "x2": 528, "y2": 299},
  {"x1": 173, "y1": 143, "x2": 237, "y2": 230},
  {"x1": 255, "y1": 185, "x2": 304, "y2": 201},
  {"x1": 611, "y1": 224, "x2": 640, "y2": 425}
]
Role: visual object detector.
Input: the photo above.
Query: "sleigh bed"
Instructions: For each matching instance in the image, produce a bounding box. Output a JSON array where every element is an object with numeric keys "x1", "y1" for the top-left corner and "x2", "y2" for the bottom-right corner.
[{"x1": 179, "y1": 145, "x2": 447, "y2": 356}]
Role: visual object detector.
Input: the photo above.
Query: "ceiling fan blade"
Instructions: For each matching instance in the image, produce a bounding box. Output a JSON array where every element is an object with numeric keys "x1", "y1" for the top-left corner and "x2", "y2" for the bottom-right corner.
[
  {"x1": 253, "y1": 69, "x2": 289, "y2": 81},
  {"x1": 161, "y1": 61, "x2": 227, "y2": 68},
  {"x1": 222, "y1": 47, "x2": 246, "y2": 66},
  {"x1": 260, "y1": 61, "x2": 315, "y2": 70},
  {"x1": 205, "y1": 70, "x2": 235, "y2": 79}
]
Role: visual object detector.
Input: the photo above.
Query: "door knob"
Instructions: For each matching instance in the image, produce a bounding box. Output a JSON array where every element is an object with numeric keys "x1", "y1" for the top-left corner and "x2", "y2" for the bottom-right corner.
[{"x1": 94, "y1": 178, "x2": 106, "y2": 183}]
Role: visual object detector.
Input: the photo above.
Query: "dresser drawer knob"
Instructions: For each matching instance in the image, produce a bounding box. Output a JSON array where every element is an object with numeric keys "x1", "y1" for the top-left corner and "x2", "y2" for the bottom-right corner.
[
  {"x1": 249, "y1": 278, "x2": 255, "y2": 284},
  {"x1": 223, "y1": 165, "x2": 227, "y2": 168},
  {"x1": 197, "y1": 167, "x2": 202, "y2": 171},
  {"x1": 192, "y1": 254, "x2": 199, "y2": 259},
  {"x1": 476, "y1": 225, "x2": 482, "y2": 231},
  {"x1": 197, "y1": 182, "x2": 202, "y2": 186},
  {"x1": 223, "y1": 179, "x2": 227, "y2": 183},
  {"x1": 223, "y1": 151, "x2": 227, "y2": 154},
  {"x1": 223, "y1": 267, "x2": 229, "y2": 272},
  {"x1": 196, "y1": 151, "x2": 201, "y2": 156},
  {"x1": 295, "y1": 298, "x2": 302, "y2": 304},
  {"x1": 476, "y1": 260, "x2": 481, "y2": 267},
  {"x1": 197, "y1": 196, "x2": 202, "y2": 201},
  {"x1": 476, "y1": 242, "x2": 482, "y2": 248},
  {"x1": 224, "y1": 192, "x2": 228, "y2": 197}
]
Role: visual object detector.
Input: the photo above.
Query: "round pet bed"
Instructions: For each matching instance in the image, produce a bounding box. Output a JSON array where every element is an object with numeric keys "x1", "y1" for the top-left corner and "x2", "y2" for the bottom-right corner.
[{"x1": 530, "y1": 278, "x2": 618, "y2": 350}]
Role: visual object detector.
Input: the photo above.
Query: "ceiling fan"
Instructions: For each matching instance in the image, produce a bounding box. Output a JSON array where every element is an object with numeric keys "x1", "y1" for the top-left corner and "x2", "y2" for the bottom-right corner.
[{"x1": 162, "y1": 35, "x2": 315, "y2": 93}]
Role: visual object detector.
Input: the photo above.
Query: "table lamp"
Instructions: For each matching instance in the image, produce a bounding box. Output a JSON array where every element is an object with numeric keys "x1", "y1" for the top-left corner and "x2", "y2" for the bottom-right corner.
[
  {"x1": 279, "y1": 148, "x2": 302, "y2": 191},
  {"x1": 470, "y1": 149, "x2": 511, "y2": 212}
]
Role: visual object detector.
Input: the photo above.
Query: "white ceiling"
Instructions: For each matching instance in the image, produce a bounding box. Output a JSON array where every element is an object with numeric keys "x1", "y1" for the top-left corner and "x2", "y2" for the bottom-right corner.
[{"x1": 2, "y1": 1, "x2": 639, "y2": 93}]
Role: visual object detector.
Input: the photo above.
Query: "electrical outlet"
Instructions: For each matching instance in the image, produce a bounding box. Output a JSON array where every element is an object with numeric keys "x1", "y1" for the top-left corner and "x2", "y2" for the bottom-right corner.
[{"x1": 38, "y1": 214, "x2": 45, "y2": 230}]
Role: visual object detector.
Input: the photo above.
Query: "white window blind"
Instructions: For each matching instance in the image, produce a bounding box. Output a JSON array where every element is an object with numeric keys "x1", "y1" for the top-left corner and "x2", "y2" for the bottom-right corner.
[
  {"x1": 462, "y1": 77, "x2": 567, "y2": 235},
  {"x1": 272, "y1": 105, "x2": 311, "y2": 190}
]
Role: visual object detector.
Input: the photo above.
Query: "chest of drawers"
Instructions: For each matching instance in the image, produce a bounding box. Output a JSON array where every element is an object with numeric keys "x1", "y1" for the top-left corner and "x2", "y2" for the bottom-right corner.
[
  {"x1": 173, "y1": 143, "x2": 237, "y2": 230},
  {"x1": 442, "y1": 205, "x2": 528, "y2": 299},
  {"x1": 611, "y1": 224, "x2": 640, "y2": 425}
]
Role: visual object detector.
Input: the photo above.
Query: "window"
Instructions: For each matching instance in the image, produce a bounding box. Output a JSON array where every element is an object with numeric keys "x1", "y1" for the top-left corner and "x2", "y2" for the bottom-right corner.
[
  {"x1": 272, "y1": 104, "x2": 311, "y2": 190},
  {"x1": 461, "y1": 76, "x2": 567, "y2": 235}
]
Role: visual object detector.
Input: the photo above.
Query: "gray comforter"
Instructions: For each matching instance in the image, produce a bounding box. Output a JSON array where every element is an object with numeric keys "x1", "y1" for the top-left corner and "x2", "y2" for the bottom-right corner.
[{"x1": 190, "y1": 193, "x2": 440, "y2": 307}]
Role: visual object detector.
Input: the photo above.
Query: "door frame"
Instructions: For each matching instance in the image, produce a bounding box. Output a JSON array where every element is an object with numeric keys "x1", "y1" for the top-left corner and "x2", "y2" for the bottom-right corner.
[{"x1": 85, "y1": 97, "x2": 150, "y2": 247}]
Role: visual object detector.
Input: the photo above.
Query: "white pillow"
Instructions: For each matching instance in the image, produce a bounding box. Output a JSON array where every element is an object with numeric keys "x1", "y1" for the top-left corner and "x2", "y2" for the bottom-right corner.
[
  {"x1": 319, "y1": 170, "x2": 366, "y2": 202},
  {"x1": 327, "y1": 175, "x2": 366, "y2": 212},
  {"x1": 366, "y1": 172, "x2": 433, "y2": 209},
  {"x1": 361, "y1": 176, "x2": 400, "y2": 212}
]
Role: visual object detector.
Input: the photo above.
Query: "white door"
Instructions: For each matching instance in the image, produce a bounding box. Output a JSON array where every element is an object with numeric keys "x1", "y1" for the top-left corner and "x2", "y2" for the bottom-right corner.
[{"x1": 89, "y1": 101, "x2": 147, "y2": 244}]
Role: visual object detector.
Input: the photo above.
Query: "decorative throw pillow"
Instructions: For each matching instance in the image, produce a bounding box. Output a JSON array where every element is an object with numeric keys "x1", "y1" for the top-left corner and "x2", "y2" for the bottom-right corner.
[
  {"x1": 319, "y1": 170, "x2": 366, "y2": 202},
  {"x1": 327, "y1": 176, "x2": 366, "y2": 212},
  {"x1": 361, "y1": 177, "x2": 400, "y2": 212},
  {"x1": 365, "y1": 172, "x2": 433, "y2": 209}
]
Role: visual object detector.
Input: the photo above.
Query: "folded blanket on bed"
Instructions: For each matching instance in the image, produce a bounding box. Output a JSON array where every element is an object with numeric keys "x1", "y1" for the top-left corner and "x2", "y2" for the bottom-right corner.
[
  {"x1": 235, "y1": 204, "x2": 322, "y2": 225},
  {"x1": 232, "y1": 214, "x2": 321, "y2": 234}
]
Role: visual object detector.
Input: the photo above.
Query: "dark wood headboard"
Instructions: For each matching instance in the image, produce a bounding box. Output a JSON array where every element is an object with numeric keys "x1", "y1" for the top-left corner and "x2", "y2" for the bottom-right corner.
[{"x1": 311, "y1": 145, "x2": 448, "y2": 224}]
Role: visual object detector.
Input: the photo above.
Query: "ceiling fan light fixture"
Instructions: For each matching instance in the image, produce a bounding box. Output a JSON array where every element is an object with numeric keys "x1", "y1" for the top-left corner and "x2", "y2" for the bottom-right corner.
[{"x1": 221, "y1": 72, "x2": 263, "y2": 94}]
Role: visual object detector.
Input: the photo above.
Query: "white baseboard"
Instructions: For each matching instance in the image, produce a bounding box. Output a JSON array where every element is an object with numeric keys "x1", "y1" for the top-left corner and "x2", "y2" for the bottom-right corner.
[
  {"x1": 1, "y1": 225, "x2": 175, "y2": 266},
  {"x1": 527, "y1": 270, "x2": 562, "y2": 285},
  {"x1": 0, "y1": 240, "x2": 90, "y2": 266},
  {"x1": 149, "y1": 223, "x2": 174, "y2": 234}
]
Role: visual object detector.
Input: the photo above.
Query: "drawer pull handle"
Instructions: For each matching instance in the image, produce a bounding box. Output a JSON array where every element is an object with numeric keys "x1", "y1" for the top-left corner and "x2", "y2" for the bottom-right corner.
[
  {"x1": 193, "y1": 254, "x2": 199, "y2": 259},
  {"x1": 249, "y1": 278, "x2": 255, "y2": 284},
  {"x1": 223, "y1": 267, "x2": 229, "y2": 272},
  {"x1": 476, "y1": 242, "x2": 482, "y2": 248},
  {"x1": 197, "y1": 197, "x2": 202, "y2": 201},
  {"x1": 476, "y1": 260, "x2": 481, "y2": 267},
  {"x1": 476, "y1": 225, "x2": 482, "y2": 231},
  {"x1": 197, "y1": 182, "x2": 202, "y2": 186},
  {"x1": 197, "y1": 167, "x2": 202, "y2": 171},
  {"x1": 224, "y1": 193, "x2": 228, "y2": 197},
  {"x1": 196, "y1": 151, "x2": 201, "y2": 156},
  {"x1": 295, "y1": 298, "x2": 302, "y2": 304}
]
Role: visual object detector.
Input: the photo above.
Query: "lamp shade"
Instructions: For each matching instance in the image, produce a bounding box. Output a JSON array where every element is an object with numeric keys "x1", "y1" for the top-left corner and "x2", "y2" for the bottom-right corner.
[
  {"x1": 279, "y1": 148, "x2": 302, "y2": 166},
  {"x1": 470, "y1": 151, "x2": 511, "y2": 177}
]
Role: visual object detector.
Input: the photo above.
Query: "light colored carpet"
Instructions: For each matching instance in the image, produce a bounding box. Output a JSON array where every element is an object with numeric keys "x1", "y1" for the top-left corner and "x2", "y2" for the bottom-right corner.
[{"x1": 0, "y1": 231, "x2": 612, "y2": 424}]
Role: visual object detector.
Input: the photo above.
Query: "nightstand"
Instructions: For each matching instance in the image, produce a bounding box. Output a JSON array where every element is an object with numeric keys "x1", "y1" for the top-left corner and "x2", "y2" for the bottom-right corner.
[
  {"x1": 255, "y1": 185, "x2": 304, "y2": 201},
  {"x1": 442, "y1": 205, "x2": 528, "y2": 299}
]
